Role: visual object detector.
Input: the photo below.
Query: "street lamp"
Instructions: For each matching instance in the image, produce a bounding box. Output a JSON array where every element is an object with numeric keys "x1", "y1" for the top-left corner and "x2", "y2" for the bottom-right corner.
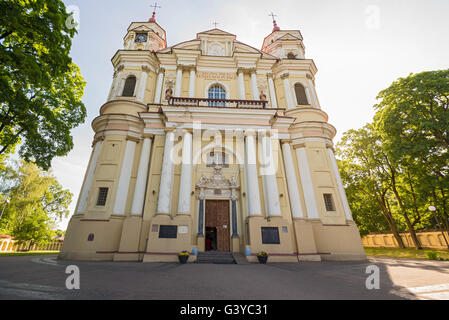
[{"x1": 429, "y1": 205, "x2": 449, "y2": 250}]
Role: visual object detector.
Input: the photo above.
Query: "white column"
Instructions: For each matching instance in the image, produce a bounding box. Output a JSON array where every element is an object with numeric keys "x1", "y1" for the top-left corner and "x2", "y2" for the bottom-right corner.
[
  {"x1": 178, "y1": 132, "x2": 193, "y2": 215},
  {"x1": 137, "y1": 70, "x2": 148, "y2": 102},
  {"x1": 110, "y1": 70, "x2": 123, "y2": 100},
  {"x1": 238, "y1": 70, "x2": 246, "y2": 100},
  {"x1": 157, "y1": 132, "x2": 175, "y2": 214},
  {"x1": 130, "y1": 138, "x2": 153, "y2": 215},
  {"x1": 295, "y1": 147, "x2": 320, "y2": 219},
  {"x1": 251, "y1": 71, "x2": 259, "y2": 100},
  {"x1": 268, "y1": 75, "x2": 278, "y2": 108},
  {"x1": 77, "y1": 141, "x2": 103, "y2": 213},
  {"x1": 282, "y1": 75, "x2": 295, "y2": 109},
  {"x1": 282, "y1": 143, "x2": 304, "y2": 219},
  {"x1": 188, "y1": 69, "x2": 196, "y2": 98},
  {"x1": 328, "y1": 148, "x2": 353, "y2": 221},
  {"x1": 154, "y1": 70, "x2": 165, "y2": 104},
  {"x1": 113, "y1": 140, "x2": 137, "y2": 215},
  {"x1": 260, "y1": 134, "x2": 281, "y2": 217},
  {"x1": 245, "y1": 133, "x2": 262, "y2": 216},
  {"x1": 308, "y1": 78, "x2": 320, "y2": 108},
  {"x1": 304, "y1": 84, "x2": 313, "y2": 107},
  {"x1": 174, "y1": 68, "x2": 183, "y2": 97}
]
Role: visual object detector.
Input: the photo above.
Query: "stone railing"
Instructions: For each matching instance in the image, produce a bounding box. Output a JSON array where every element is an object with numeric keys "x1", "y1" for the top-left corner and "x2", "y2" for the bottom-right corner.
[
  {"x1": 362, "y1": 230, "x2": 449, "y2": 250},
  {"x1": 0, "y1": 239, "x2": 63, "y2": 253},
  {"x1": 168, "y1": 97, "x2": 268, "y2": 109}
]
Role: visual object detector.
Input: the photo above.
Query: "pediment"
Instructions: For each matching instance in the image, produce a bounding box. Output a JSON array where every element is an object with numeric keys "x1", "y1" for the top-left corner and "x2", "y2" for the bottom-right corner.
[
  {"x1": 197, "y1": 28, "x2": 236, "y2": 38},
  {"x1": 129, "y1": 25, "x2": 153, "y2": 33},
  {"x1": 277, "y1": 33, "x2": 302, "y2": 41}
]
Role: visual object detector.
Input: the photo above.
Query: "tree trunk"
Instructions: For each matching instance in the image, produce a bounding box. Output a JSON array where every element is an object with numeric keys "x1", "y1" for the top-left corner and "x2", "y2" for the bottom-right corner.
[
  {"x1": 387, "y1": 162, "x2": 422, "y2": 249},
  {"x1": 378, "y1": 193, "x2": 405, "y2": 248}
]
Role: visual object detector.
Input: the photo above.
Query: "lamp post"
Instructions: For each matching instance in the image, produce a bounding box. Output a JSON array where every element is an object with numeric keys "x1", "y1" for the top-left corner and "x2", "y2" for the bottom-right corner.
[{"x1": 429, "y1": 205, "x2": 449, "y2": 250}]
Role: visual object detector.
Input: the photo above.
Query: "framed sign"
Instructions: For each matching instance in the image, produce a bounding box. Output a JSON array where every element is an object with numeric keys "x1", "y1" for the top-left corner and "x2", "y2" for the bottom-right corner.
[
  {"x1": 159, "y1": 225, "x2": 178, "y2": 239},
  {"x1": 261, "y1": 227, "x2": 280, "y2": 245},
  {"x1": 179, "y1": 226, "x2": 189, "y2": 234}
]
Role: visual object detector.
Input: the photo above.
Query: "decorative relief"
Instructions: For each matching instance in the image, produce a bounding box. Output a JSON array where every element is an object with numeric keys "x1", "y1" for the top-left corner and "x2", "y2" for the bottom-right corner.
[
  {"x1": 196, "y1": 167, "x2": 240, "y2": 200},
  {"x1": 208, "y1": 42, "x2": 225, "y2": 56}
]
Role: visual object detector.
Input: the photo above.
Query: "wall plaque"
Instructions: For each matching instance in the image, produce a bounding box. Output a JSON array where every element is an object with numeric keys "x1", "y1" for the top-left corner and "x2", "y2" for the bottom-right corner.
[
  {"x1": 261, "y1": 227, "x2": 280, "y2": 244},
  {"x1": 159, "y1": 225, "x2": 178, "y2": 239},
  {"x1": 179, "y1": 226, "x2": 189, "y2": 234}
]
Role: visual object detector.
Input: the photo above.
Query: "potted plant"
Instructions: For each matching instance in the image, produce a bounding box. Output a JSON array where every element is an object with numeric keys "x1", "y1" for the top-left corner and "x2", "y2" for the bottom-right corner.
[
  {"x1": 178, "y1": 250, "x2": 190, "y2": 264},
  {"x1": 257, "y1": 251, "x2": 269, "y2": 264}
]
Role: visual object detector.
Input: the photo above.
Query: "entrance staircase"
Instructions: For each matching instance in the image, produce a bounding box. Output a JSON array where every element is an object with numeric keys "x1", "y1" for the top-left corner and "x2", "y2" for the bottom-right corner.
[{"x1": 196, "y1": 251, "x2": 236, "y2": 264}]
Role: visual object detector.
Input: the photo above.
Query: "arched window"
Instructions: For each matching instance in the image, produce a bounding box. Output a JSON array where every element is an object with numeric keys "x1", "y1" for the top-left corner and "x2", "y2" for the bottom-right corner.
[
  {"x1": 122, "y1": 76, "x2": 137, "y2": 97},
  {"x1": 208, "y1": 85, "x2": 226, "y2": 107},
  {"x1": 287, "y1": 52, "x2": 296, "y2": 59},
  {"x1": 294, "y1": 83, "x2": 309, "y2": 105}
]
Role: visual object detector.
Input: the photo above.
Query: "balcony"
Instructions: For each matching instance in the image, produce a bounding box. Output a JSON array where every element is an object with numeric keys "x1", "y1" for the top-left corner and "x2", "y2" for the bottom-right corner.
[{"x1": 168, "y1": 97, "x2": 268, "y2": 109}]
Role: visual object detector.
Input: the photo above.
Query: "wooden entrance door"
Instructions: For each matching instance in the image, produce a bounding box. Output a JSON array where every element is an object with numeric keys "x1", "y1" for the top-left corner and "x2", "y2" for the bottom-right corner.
[{"x1": 205, "y1": 200, "x2": 230, "y2": 252}]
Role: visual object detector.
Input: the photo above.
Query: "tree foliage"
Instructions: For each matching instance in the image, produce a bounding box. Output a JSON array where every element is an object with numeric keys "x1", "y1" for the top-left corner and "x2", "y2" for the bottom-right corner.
[
  {"x1": 0, "y1": 0, "x2": 86, "y2": 170},
  {"x1": 0, "y1": 160, "x2": 72, "y2": 246},
  {"x1": 338, "y1": 70, "x2": 449, "y2": 249}
]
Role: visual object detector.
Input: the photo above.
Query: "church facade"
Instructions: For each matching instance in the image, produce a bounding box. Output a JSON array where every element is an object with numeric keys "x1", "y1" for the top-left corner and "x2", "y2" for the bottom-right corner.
[{"x1": 60, "y1": 13, "x2": 366, "y2": 263}]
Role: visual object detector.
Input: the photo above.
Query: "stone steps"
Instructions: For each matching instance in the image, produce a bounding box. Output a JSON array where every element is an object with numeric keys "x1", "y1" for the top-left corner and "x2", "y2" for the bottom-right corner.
[{"x1": 196, "y1": 251, "x2": 236, "y2": 264}]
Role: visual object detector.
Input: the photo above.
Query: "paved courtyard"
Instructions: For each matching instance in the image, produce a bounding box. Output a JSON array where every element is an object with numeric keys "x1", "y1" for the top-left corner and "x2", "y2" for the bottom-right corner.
[{"x1": 0, "y1": 255, "x2": 448, "y2": 300}]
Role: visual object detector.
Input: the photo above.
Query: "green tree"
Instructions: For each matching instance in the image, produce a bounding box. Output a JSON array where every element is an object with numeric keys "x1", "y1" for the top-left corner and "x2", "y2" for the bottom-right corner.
[
  {"x1": 375, "y1": 70, "x2": 449, "y2": 235},
  {"x1": 0, "y1": 160, "x2": 72, "y2": 247},
  {"x1": 337, "y1": 124, "x2": 406, "y2": 248},
  {"x1": 0, "y1": 0, "x2": 86, "y2": 170}
]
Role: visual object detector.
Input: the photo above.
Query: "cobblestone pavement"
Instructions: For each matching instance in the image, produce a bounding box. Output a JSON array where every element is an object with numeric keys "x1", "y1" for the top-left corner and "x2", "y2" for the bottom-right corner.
[{"x1": 0, "y1": 255, "x2": 448, "y2": 300}]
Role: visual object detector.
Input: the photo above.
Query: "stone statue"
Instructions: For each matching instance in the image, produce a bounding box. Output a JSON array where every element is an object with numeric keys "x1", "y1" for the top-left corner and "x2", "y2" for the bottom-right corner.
[
  {"x1": 259, "y1": 91, "x2": 267, "y2": 101},
  {"x1": 165, "y1": 87, "x2": 173, "y2": 101}
]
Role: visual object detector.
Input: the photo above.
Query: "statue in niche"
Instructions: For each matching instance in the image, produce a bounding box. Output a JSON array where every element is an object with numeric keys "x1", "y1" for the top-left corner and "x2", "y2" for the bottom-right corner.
[
  {"x1": 259, "y1": 91, "x2": 267, "y2": 101},
  {"x1": 165, "y1": 87, "x2": 173, "y2": 101}
]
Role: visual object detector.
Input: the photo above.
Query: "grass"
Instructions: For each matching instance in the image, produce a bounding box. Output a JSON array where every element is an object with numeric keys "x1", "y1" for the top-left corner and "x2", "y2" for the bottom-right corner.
[
  {"x1": 365, "y1": 247, "x2": 449, "y2": 260},
  {"x1": 0, "y1": 251, "x2": 59, "y2": 257}
]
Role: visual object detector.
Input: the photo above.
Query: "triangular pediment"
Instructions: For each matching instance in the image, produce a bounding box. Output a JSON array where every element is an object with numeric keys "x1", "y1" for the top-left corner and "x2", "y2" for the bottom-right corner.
[
  {"x1": 197, "y1": 28, "x2": 237, "y2": 39},
  {"x1": 277, "y1": 33, "x2": 302, "y2": 41}
]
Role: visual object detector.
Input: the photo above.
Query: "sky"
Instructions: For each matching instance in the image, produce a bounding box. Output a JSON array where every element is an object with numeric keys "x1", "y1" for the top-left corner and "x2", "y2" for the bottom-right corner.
[{"x1": 52, "y1": 0, "x2": 449, "y2": 230}]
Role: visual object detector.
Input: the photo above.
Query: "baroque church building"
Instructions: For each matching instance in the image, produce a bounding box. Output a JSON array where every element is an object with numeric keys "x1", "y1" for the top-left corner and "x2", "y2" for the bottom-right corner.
[{"x1": 60, "y1": 12, "x2": 366, "y2": 263}]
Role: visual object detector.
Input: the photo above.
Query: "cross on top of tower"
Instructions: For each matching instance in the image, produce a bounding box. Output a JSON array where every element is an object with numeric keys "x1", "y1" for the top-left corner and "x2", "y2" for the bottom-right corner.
[
  {"x1": 149, "y1": 2, "x2": 161, "y2": 22},
  {"x1": 269, "y1": 12, "x2": 281, "y2": 32},
  {"x1": 212, "y1": 21, "x2": 219, "y2": 29}
]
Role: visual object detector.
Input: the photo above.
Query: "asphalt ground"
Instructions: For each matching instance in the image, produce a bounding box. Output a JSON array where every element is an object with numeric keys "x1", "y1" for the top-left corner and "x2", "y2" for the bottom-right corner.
[{"x1": 0, "y1": 255, "x2": 448, "y2": 300}]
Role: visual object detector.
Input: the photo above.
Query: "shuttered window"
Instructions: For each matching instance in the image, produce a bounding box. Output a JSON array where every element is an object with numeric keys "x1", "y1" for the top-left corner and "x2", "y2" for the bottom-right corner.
[
  {"x1": 294, "y1": 83, "x2": 309, "y2": 105},
  {"x1": 122, "y1": 76, "x2": 137, "y2": 97}
]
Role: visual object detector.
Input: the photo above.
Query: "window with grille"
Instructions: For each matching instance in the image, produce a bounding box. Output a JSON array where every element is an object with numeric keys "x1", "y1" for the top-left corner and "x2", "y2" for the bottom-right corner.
[
  {"x1": 122, "y1": 76, "x2": 137, "y2": 97},
  {"x1": 208, "y1": 85, "x2": 226, "y2": 107},
  {"x1": 96, "y1": 188, "x2": 109, "y2": 207},
  {"x1": 294, "y1": 83, "x2": 309, "y2": 105},
  {"x1": 207, "y1": 152, "x2": 229, "y2": 168},
  {"x1": 323, "y1": 194, "x2": 336, "y2": 212}
]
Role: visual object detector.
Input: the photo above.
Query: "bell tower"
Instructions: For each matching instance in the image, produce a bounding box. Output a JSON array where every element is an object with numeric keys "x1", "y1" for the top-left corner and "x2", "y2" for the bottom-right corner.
[
  {"x1": 262, "y1": 14, "x2": 305, "y2": 60},
  {"x1": 123, "y1": 9, "x2": 167, "y2": 52}
]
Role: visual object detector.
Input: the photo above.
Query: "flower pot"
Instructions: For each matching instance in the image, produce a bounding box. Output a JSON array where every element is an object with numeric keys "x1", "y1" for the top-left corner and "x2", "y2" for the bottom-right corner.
[
  {"x1": 178, "y1": 255, "x2": 189, "y2": 264},
  {"x1": 257, "y1": 255, "x2": 268, "y2": 264}
]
